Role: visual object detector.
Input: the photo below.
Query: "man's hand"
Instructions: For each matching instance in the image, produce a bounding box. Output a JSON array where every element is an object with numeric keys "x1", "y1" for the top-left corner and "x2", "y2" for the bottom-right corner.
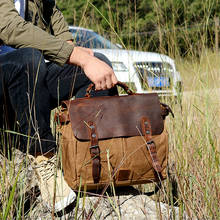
[
  {"x1": 67, "y1": 41, "x2": 94, "y2": 56},
  {"x1": 68, "y1": 46, "x2": 118, "y2": 90},
  {"x1": 76, "y1": 46, "x2": 94, "y2": 56}
]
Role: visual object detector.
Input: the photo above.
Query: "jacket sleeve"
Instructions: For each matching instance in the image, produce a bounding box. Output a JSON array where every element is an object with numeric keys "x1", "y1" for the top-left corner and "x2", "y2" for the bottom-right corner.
[
  {"x1": 50, "y1": 5, "x2": 74, "y2": 41},
  {"x1": 0, "y1": 0, "x2": 74, "y2": 65}
]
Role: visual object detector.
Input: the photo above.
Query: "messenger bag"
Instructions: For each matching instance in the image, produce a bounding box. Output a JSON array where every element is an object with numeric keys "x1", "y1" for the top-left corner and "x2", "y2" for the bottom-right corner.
[{"x1": 56, "y1": 82, "x2": 173, "y2": 190}]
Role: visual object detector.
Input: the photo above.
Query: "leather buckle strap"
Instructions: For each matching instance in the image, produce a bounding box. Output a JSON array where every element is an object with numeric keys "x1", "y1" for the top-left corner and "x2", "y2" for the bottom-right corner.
[
  {"x1": 146, "y1": 141, "x2": 162, "y2": 172},
  {"x1": 141, "y1": 117, "x2": 162, "y2": 173},
  {"x1": 90, "y1": 145, "x2": 100, "y2": 158},
  {"x1": 88, "y1": 122, "x2": 101, "y2": 184}
]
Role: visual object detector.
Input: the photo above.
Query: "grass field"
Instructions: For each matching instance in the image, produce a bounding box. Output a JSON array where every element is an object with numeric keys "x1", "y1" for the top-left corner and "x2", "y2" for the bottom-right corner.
[
  {"x1": 165, "y1": 51, "x2": 220, "y2": 219},
  {"x1": 0, "y1": 0, "x2": 219, "y2": 214},
  {"x1": 0, "y1": 51, "x2": 219, "y2": 219}
]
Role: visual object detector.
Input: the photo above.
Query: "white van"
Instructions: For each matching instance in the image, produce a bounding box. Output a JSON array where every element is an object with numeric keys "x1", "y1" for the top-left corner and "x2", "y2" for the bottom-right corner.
[{"x1": 69, "y1": 26, "x2": 182, "y2": 97}]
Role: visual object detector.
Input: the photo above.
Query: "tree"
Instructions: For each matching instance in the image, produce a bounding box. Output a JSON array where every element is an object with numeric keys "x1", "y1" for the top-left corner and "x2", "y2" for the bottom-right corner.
[{"x1": 57, "y1": 0, "x2": 220, "y2": 57}]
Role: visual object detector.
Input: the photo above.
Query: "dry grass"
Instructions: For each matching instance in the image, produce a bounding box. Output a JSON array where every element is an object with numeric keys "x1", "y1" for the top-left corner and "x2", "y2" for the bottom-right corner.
[
  {"x1": 0, "y1": 53, "x2": 219, "y2": 219},
  {"x1": 165, "y1": 51, "x2": 220, "y2": 219},
  {"x1": 0, "y1": 0, "x2": 219, "y2": 216}
]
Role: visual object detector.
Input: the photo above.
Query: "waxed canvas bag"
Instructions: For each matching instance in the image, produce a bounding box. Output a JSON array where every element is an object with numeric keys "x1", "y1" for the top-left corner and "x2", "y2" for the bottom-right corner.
[{"x1": 56, "y1": 82, "x2": 173, "y2": 190}]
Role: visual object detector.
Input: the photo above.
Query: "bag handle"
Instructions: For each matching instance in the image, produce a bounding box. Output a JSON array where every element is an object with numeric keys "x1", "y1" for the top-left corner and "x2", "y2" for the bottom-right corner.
[{"x1": 85, "y1": 81, "x2": 134, "y2": 97}]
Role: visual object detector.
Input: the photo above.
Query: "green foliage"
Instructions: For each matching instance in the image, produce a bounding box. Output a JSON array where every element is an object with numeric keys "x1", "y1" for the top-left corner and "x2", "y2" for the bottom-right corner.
[{"x1": 57, "y1": 0, "x2": 219, "y2": 57}]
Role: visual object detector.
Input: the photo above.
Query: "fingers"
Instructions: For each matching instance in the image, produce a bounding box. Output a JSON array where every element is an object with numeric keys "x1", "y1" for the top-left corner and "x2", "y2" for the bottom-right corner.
[
  {"x1": 94, "y1": 68, "x2": 117, "y2": 90},
  {"x1": 100, "y1": 79, "x2": 107, "y2": 90},
  {"x1": 71, "y1": 48, "x2": 118, "y2": 90},
  {"x1": 94, "y1": 64, "x2": 118, "y2": 90},
  {"x1": 111, "y1": 73, "x2": 118, "y2": 85},
  {"x1": 95, "y1": 82, "x2": 102, "y2": 91},
  {"x1": 105, "y1": 74, "x2": 114, "y2": 89}
]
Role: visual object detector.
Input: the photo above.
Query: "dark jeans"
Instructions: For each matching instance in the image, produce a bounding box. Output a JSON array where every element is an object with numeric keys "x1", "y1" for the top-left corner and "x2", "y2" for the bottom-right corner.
[{"x1": 0, "y1": 48, "x2": 117, "y2": 156}]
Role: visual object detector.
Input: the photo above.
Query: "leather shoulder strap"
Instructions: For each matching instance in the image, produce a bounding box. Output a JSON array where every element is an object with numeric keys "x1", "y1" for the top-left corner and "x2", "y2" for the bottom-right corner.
[
  {"x1": 141, "y1": 117, "x2": 162, "y2": 173},
  {"x1": 88, "y1": 121, "x2": 101, "y2": 184}
]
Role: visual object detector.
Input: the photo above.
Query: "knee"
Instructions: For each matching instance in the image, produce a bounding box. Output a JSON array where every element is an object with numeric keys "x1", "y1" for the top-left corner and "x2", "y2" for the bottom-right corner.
[
  {"x1": 94, "y1": 52, "x2": 112, "y2": 68},
  {"x1": 20, "y1": 48, "x2": 45, "y2": 66},
  {"x1": 11, "y1": 48, "x2": 47, "y2": 81},
  {"x1": 1, "y1": 48, "x2": 47, "y2": 87},
  {"x1": 19, "y1": 48, "x2": 47, "y2": 75},
  {"x1": 5, "y1": 48, "x2": 45, "y2": 70}
]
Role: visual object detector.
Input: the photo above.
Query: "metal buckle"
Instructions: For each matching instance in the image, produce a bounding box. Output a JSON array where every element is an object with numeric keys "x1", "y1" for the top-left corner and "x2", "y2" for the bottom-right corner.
[
  {"x1": 90, "y1": 145, "x2": 99, "y2": 149},
  {"x1": 90, "y1": 145, "x2": 100, "y2": 157}
]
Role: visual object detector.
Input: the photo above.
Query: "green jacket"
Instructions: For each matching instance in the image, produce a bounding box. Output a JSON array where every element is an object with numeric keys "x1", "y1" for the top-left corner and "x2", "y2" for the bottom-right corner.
[{"x1": 0, "y1": 0, "x2": 74, "y2": 65}]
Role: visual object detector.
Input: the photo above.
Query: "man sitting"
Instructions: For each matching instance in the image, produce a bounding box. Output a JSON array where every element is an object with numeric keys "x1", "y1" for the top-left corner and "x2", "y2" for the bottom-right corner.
[{"x1": 0, "y1": 0, "x2": 118, "y2": 212}]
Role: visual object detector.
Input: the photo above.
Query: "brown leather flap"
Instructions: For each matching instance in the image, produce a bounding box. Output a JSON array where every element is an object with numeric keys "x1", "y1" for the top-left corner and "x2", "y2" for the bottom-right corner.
[{"x1": 64, "y1": 93, "x2": 164, "y2": 140}]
